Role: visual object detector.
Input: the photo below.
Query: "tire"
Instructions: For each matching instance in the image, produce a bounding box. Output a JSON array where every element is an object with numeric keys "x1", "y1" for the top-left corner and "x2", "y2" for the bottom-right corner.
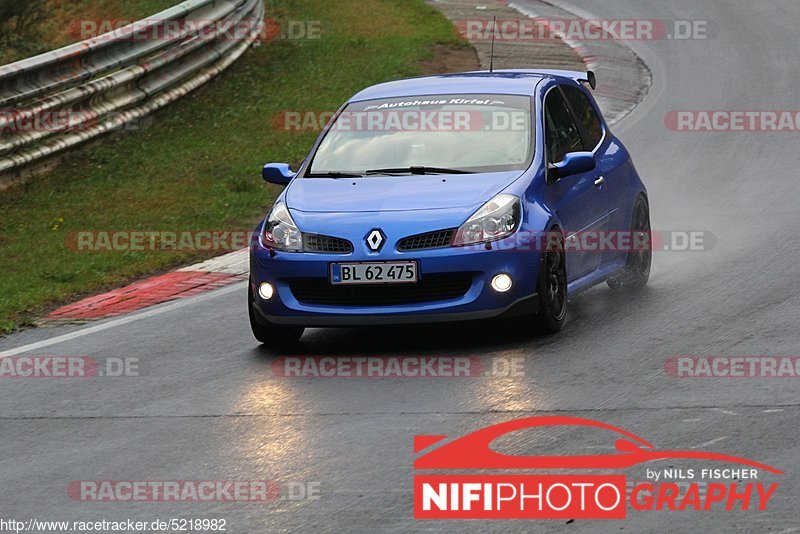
[
  {"x1": 248, "y1": 288, "x2": 304, "y2": 347},
  {"x1": 607, "y1": 196, "x2": 651, "y2": 291},
  {"x1": 536, "y1": 230, "x2": 567, "y2": 334}
]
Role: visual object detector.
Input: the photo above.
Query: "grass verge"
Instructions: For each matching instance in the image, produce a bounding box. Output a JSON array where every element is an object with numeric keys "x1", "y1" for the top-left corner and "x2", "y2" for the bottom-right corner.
[{"x1": 0, "y1": 0, "x2": 469, "y2": 334}]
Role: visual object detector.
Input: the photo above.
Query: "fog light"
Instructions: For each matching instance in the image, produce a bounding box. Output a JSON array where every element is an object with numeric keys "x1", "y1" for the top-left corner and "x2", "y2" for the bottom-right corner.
[
  {"x1": 491, "y1": 273, "x2": 513, "y2": 293},
  {"x1": 258, "y1": 282, "x2": 274, "y2": 300}
]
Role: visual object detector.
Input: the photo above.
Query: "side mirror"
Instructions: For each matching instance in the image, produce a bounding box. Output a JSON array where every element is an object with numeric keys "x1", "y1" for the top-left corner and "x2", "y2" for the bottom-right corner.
[
  {"x1": 546, "y1": 151, "x2": 596, "y2": 184},
  {"x1": 262, "y1": 163, "x2": 295, "y2": 186}
]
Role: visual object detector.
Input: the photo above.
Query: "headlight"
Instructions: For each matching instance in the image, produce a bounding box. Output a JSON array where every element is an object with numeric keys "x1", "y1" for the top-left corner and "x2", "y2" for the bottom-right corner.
[
  {"x1": 453, "y1": 194, "x2": 521, "y2": 246},
  {"x1": 263, "y1": 202, "x2": 303, "y2": 251}
]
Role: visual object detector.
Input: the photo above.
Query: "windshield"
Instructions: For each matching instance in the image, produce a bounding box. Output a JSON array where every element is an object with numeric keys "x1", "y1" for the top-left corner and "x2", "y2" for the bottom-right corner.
[{"x1": 307, "y1": 94, "x2": 533, "y2": 176}]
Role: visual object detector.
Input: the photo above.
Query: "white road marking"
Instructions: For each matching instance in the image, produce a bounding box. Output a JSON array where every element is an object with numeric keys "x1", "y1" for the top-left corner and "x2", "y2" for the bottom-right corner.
[
  {"x1": 0, "y1": 282, "x2": 246, "y2": 358},
  {"x1": 690, "y1": 436, "x2": 727, "y2": 449}
]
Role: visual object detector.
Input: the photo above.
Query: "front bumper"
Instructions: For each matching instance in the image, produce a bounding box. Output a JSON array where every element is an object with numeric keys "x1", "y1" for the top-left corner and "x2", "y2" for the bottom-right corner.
[{"x1": 250, "y1": 221, "x2": 543, "y2": 327}]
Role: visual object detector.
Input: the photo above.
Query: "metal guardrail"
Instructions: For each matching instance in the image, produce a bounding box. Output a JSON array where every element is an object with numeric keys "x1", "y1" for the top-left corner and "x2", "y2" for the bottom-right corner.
[{"x1": 0, "y1": 0, "x2": 264, "y2": 175}]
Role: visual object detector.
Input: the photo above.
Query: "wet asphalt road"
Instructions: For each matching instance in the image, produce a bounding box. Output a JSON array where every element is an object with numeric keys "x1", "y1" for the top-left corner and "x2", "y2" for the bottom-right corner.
[{"x1": 2, "y1": 0, "x2": 800, "y2": 531}]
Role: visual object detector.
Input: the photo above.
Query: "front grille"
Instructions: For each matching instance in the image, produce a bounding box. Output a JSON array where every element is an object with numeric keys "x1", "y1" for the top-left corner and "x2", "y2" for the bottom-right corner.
[
  {"x1": 303, "y1": 234, "x2": 353, "y2": 254},
  {"x1": 289, "y1": 273, "x2": 474, "y2": 306},
  {"x1": 397, "y1": 229, "x2": 456, "y2": 251}
]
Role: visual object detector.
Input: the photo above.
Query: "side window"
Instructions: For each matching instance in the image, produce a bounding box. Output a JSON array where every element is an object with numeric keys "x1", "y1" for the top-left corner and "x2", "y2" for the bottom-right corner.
[
  {"x1": 544, "y1": 89, "x2": 583, "y2": 163},
  {"x1": 561, "y1": 85, "x2": 604, "y2": 150}
]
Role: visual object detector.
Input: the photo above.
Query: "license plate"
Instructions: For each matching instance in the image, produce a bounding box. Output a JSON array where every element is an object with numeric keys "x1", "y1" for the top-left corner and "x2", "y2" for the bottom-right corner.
[{"x1": 330, "y1": 261, "x2": 418, "y2": 285}]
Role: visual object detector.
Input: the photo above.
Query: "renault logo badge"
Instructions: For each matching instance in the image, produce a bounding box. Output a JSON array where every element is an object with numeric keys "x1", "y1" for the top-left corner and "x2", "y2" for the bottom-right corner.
[{"x1": 366, "y1": 229, "x2": 385, "y2": 252}]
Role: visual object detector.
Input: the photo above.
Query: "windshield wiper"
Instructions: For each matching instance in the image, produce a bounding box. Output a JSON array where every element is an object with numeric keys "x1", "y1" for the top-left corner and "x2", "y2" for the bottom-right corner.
[
  {"x1": 306, "y1": 171, "x2": 363, "y2": 178},
  {"x1": 364, "y1": 166, "x2": 473, "y2": 176}
]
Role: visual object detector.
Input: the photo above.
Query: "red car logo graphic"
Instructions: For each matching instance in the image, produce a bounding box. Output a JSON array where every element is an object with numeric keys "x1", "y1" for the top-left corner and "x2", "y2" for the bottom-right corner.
[{"x1": 414, "y1": 416, "x2": 782, "y2": 473}]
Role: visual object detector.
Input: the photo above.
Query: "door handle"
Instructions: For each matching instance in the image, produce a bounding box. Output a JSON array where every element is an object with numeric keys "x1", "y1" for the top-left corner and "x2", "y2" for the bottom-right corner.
[{"x1": 594, "y1": 176, "x2": 605, "y2": 187}]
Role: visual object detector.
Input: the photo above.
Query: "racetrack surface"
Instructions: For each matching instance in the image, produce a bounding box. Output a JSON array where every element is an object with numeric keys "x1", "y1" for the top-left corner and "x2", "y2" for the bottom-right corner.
[{"x1": 2, "y1": 0, "x2": 800, "y2": 531}]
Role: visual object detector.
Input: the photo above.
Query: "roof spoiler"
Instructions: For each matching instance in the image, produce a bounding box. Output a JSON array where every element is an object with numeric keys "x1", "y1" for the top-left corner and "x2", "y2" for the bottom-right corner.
[
  {"x1": 522, "y1": 69, "x2": 597, "y2": 90},
  {"x1": 473, "y1": 68, "x2": 597, "y2": 89},
  {"x1": 579, "y1": 70, "x2": 597, "y2": 90}
]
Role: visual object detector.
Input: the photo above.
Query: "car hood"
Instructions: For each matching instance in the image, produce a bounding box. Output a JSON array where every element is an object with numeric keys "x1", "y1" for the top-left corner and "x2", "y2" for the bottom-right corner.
[{"x1": 285, "y1": 171, "x2": 524, "y2": 213}]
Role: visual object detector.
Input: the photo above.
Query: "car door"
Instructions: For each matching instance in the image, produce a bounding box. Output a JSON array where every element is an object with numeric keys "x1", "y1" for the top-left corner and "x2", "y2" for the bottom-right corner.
[
  {"x1": 542, "y1": 85, "x2": 608, "y2": 281},
  {"x1": 560, "y1": 84, "x2": 624, "y2": 267}
]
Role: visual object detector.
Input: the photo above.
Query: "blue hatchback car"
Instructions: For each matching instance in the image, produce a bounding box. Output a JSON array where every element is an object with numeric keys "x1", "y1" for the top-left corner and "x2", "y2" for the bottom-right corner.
[{"x1": 249, "y1": 69, "x2": 650, "y2": 345}]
